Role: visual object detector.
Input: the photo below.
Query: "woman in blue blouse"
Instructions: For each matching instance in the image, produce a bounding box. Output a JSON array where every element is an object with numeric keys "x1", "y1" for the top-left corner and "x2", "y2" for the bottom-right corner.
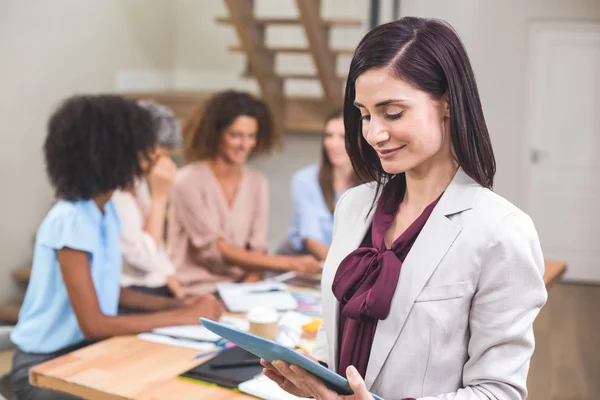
[
  {"x1": 287, "y1": 110, "x2": 358, "y2": 261},
  {"x1": 10, "y1": 95, "x2": 222, "y2": 400}
]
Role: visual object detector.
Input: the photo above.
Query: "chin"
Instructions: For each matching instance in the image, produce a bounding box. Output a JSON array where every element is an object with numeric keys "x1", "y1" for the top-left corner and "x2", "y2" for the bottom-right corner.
[
  {"x1": 225, "y1": 154, "x2": 249, "y2": 165},
  {"x1": 380, "y1": 159, "x2": 414, "y2": 175}
]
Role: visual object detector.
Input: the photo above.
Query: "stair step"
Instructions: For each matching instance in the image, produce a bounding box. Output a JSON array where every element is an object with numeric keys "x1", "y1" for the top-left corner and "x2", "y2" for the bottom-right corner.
[
  {"x1": 228, "y1": 45, "x2": 354, "y2": 56},
  {"x1": 216, "y1": 17, "x2": 362, "y2": 28},
  {"x1": 123, "y1": 91, "x2": 210, "y2": 120},
  {"x1": 13, "y1": 267, "x2": 31, "y2": 283},
  {"x1": 242, "y1": 71, "x2": 346, "y2": 81},
  {"x1": 0, "y1": 302, "x2": 21, "y2": 324},
  {"x1": 123, "y1": 91, "x2": 331, "y2": 133}
]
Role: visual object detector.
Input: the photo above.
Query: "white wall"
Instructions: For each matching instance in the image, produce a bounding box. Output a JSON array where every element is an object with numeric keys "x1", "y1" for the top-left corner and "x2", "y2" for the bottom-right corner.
[
  {"x1": 399, "y1": 0, "x2": 600, "y2": 208},
  {"x1": 0, "y1": 0, "x2": 175, "y2": 303}
]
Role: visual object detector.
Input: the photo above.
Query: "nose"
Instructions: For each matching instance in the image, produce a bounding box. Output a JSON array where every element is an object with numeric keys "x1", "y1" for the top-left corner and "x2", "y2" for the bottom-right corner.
[
  {"x1": 363, "y1": 118, "x2": 389, "y2": 147},
  {"x1": 241, "y1": 137, "x2": 254, "y2": 151}
]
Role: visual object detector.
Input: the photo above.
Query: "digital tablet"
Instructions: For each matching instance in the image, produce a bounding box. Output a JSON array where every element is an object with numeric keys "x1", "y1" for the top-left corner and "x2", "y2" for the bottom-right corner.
[{"x1": 200, "y1": 318, "x2": 383, "y2": 400}]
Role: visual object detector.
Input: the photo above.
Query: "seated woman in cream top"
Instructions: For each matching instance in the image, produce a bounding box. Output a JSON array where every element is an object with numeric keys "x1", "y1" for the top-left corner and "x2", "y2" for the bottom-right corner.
[
  {"x1": 262, "y1": 18, "x2": 547, "y2": 400},
  {"x1": 112, "y1": 100, "x2": 185, "y2": 300},
  {"x1": 168, "y1": 90, "x2": 322, "y2": 295}
]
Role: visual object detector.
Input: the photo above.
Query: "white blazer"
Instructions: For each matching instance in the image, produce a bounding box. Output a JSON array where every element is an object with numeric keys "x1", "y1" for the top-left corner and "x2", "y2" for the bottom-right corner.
[{"x1": 312, "y1": 169, "x2": 547, "y2": 400}]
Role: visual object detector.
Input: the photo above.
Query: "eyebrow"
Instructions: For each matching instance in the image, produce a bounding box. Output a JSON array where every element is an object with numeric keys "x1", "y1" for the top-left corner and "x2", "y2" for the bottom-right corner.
[{"x1": 353, "y1": 99, "x2": 408, "y2": 108}]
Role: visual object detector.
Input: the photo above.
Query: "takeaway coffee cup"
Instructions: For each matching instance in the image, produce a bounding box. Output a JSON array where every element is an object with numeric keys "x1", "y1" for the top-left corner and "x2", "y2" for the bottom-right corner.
[{"x1": 246, "y1": 307, "x2": 279, "y2": 341}]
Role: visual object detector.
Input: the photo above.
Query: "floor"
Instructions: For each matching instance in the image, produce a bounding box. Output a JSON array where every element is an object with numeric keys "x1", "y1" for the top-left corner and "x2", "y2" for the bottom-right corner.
[
  {"x1": 528, "y1": 283, "x2": 600, "y2": 400},
  {"x1": 0, "y1": 283, "x2": 596, "y2": 399}
]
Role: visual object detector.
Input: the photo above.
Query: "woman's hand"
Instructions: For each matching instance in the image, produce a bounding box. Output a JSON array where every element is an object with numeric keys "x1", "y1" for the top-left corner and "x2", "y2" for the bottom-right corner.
[
  {"x1": 180, "y1": 293, "x2": 223, "y2": 322},
  {"x1": 262, "y1": 359, "x2": 374, "y2": 400},
  {"x1": 148, "y1": 155, "x2": 177, "y2": 200},
  {"x1": 286, "y1": 255, "x2": 322, "y2": 274},
  {"x1": 261, "y1": 358, "x2": 310, "y2": 397}
]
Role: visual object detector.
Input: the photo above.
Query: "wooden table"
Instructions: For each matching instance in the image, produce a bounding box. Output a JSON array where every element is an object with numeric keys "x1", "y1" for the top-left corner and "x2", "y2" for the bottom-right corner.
[
  {"x1": 30, "y1": 336, "x2": 254, "y2": 400},
  {"x1": 30, "y1": 260, "x2": 567, "y2": 399}
]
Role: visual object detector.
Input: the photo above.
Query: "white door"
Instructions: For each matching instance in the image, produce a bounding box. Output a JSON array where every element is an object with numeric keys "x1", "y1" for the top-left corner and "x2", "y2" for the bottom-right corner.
[{"x1": 526, "y1": 21, "x2": 600, "y2": 283}]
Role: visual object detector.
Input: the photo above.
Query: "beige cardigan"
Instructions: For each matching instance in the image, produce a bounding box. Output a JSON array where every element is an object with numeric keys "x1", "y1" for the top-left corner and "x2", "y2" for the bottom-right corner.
[
  {"x1": 167, "y1": 161, "x2": 269, "y2": 294},
  {"x1": 113, "y1": 179, "x2": 175, "y2": 288}
]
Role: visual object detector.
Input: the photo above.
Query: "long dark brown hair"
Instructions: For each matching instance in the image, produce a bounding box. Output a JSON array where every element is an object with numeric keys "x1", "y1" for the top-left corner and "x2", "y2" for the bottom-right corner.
[
  {"x1": 183, "y1": 90, "x2": 279, "y2": 163},
  {"x1": 318, "y1": 109, "x2": 358, "y2": 213},
  {"x1": 344, "y1": 17, "x2": 496, "y2": 199}
]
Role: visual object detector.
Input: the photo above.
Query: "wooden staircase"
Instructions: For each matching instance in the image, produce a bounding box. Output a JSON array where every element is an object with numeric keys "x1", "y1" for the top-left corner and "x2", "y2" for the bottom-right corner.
[
  {"x1": 221, "y1": 0, "x2": 350, "y2": 125},
  {"x1": 125, "y1": 0, "x2": 360, "y2": 135}
]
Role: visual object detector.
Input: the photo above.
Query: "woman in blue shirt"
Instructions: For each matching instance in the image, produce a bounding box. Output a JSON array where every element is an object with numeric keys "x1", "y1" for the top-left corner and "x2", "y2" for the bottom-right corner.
[
  {"x1": 10, "y1": 95, "x2": 222, "y2": 400},
  {"x1": 287, "y1": 110, "x2": 359, "y2": 261}
]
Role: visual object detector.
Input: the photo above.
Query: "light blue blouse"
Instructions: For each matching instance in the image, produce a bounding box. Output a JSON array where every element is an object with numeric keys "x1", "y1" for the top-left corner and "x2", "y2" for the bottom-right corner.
[
  {"x1": 288, "y1": 164, "x2": 344, "y2": 252},
  {"x1": 11, "y1": 199, "x2": 122, "y2": 353}
]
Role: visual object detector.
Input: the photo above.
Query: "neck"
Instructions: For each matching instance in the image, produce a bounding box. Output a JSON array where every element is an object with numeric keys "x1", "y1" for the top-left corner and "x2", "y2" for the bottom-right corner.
[
  {"x1": 403, "y1": 156, "x2": 458, "y2": 210},
  {"x1": 332, "y1": 164, "x2": 355, "y2": 191},
  {"x1": 93, "y1": 191, "x2": 114, "y2": 214},
  {"x1": 208, "y1": 157, "x2": 243, "y2": 179}
]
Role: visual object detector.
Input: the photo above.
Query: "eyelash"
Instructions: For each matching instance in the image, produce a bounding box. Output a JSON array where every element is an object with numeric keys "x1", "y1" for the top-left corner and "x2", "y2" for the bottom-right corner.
[
  {"x1": 385, "y1": 112, "x2": 403, "y2": 120},
  {"x1": 360, "y1": 112, "x2": 404, "y2": 122}
]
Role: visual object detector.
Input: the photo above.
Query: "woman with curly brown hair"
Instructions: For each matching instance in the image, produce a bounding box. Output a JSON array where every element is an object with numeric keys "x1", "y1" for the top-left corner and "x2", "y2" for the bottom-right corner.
[
  {"x1": 10, "y1": 95, "x2": 222, "y2": 400},
  {"x1": 168, "y1": 90, "x2": 322, "y2": 295}
]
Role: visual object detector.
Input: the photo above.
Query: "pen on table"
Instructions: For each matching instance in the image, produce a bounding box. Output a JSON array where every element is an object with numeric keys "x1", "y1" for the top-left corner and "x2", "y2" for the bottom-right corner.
[
  {"x1": 209, "y1": 359, "x2": 262, "y2": 369},
  {"x1": 194, "y1": 342, "x2": 236, "y2": 359},
  {"x1": 246, "y1": 288, "x2": 283, "y2": 294}
]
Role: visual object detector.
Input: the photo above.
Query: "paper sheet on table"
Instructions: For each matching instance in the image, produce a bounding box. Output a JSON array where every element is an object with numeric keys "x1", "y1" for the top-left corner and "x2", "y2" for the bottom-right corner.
[
  {"x1": 143, "y1": 316, "x2": 249, "y2": 346},
  {"x1": 239, "y1": 374, "x2": 306, "y2": 400},
  {"x1": 137, "y1": 333, "x2": 215, "y2": 351},
  {"x1": 217, "y1": 281, "x2": 298, "y2": 313},
  {"x1": 276, "y1": 311, "x2": 313, "y2": 348},
  {"x1": 151, "y1": 325, "x2": 221, "y2": 342}
]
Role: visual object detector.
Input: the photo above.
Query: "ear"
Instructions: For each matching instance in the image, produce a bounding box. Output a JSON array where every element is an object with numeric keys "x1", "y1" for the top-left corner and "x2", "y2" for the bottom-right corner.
[{"x1": 442, "y1": 91, "x2": 450, "y2": 119}]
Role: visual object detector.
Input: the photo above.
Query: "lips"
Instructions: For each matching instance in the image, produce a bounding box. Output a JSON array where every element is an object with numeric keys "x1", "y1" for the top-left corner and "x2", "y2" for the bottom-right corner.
[{"x1": 377, "y1": 145, "x2": 406, "y2": 159}]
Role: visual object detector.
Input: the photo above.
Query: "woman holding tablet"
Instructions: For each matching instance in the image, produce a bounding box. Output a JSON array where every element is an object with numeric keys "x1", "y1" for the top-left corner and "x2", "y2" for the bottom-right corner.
[{"x1": 262, "y1": 17, "x2": 547, "y2": 400}]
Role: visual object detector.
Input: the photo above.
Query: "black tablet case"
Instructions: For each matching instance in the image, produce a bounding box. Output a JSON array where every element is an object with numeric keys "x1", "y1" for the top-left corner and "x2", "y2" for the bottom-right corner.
[{"x1": 180, "y1": 346, "x2": 263, "y2": 389}]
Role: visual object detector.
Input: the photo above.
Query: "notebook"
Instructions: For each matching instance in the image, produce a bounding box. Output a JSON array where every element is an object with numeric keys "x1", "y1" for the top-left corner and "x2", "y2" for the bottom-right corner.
[
  {"x1": 216, "y1": 281, "x2": 298, "y2": 313},
  {"x1": 180, "y1": 346, "x2": 263, "y2": 389},
  {"x1": 239, "y1": 374, "x2": 306, "y2": 400}
]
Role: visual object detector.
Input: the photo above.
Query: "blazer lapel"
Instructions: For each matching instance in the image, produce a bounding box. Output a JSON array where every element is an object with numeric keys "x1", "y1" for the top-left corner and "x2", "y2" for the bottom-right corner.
[
  {"x1": 364, "y1": 169, "x2": 481, "y2": 389},
  {"x1": 321, "y1": 186, "x2": 377, "y2": 372}
]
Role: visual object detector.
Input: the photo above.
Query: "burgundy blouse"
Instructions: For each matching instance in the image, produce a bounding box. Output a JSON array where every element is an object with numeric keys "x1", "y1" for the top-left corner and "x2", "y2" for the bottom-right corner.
[{"x1": 332, "y1": 175, "x2": 439, "y2": 399}]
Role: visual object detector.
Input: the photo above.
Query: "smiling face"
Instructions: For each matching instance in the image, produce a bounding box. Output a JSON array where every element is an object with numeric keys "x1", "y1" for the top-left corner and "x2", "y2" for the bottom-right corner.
[
  {"x1": 354, "y1": 68, "x2": 452, "y2": 175},
  {"x1": 218, "y1": 115, "x2": 258, "y2": 165}
]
